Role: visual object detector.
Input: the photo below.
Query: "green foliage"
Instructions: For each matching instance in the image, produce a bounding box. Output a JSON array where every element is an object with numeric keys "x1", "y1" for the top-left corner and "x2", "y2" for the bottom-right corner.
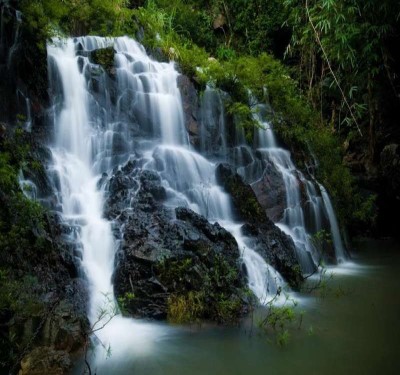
[
  {"x1": 225, "y1": 102, "x2": 258, "y2": 142},
  {"x1": 20, "y1": 0, "x2": 135, "y2": 47},
  {"x1": 277, "y1": 329, "x2": 291, "y2": 347},
  {"x1": 214, "y1": 294, "x2": 243, "y2": 323},
  {"x1": 167, "y1": 291, "x2": 205, "y2": 324},
  {"x1": 0, "y1": 129, "x2": 47, "y2": 258},
  {"x1": 351, "y1": 193, "x2": 378, "y2": 230},
  {"x1": 91, "y1": 47, "x2": 116, "y2": 73},
  {"x1": 152, "y1": 0, "x2": 216, "y2": 51},
  {"x1": 284, "y1": 0, "x2": 400, "y2": 138},
  {"x1": 222, "y1": 0, "x2": 289, "y2": 55},
  {"x1": 0, "y1": 271, "x2": 46, "y2": 368},
  {"x1": 159, "y1": 254, "x2": 248, "y2": 324},
  {"x1": 117, "y1": 292, "x2": 135, "y2": 314},
  {"x1": 0, "y1": 153, "x2": 18, "y2": 192},
  {"x1": 0, "y1": 272, "x2": 43, "y2": 316},
  {"x1": 216, "y1": 46, "x2": 236, "y2": 61},
  {"x1": 311, "y1": 230, "x2": 332, "y2": 255},
  {"x1": 264, "y1": 306, "x2": 296, "y2": 331},
  {"x1": 258, "y1": 294, "x2": 300, "y2": 347},
  {"x1": 157, "y1": 257, "x2": 193, "y2": 285}
]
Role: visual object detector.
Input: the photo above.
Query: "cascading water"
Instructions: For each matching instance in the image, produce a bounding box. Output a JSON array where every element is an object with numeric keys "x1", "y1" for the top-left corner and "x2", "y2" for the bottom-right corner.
[
  {"x1": 47, "y1": 38, "x2": 170, "y2": 368},
  {"x1": 252, "y1": 106, "x2": 348, "y2": 268},
  {"x1": 6, "y1": 8, "x2": 20, "y2": 68},
  {"x1": 318, "y1": 183, "x2": 346, "y2": 262},
  {"x1": 199, "y1": 86, "x2": 227, "y2": 158},
  {"x1": 110, "y1": 36, "x2": 284, "y2": 302},
  {"x1": 251, "y1": 109, "x2": 317, "y2": 273},
  {"x1": 200, "y1": 87, "x2": 346, "y2": 272},
  {"x1": 47, "y1": 36, "x2": 285, "y2": 369}
]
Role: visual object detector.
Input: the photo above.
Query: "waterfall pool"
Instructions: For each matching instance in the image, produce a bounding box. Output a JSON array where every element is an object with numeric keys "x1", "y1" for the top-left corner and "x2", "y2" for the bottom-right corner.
[{"x1": 74, "y1": 238, "x2": 400, "y2": 375}]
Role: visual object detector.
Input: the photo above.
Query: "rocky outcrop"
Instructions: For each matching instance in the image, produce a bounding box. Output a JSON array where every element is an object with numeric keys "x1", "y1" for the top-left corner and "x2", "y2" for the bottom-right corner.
[
  {"x1": 108, "y1": 163, "x2": 249, "y2": 322},
  {"x1": 251, "y1": 159, "x2": 286, "y2": 222},
  {"x1": 216, "y1": 163, "x2": 267, "y2": 224},
  {"x1": 216, "y1": 163, "x2": 303, "y2": 287}
]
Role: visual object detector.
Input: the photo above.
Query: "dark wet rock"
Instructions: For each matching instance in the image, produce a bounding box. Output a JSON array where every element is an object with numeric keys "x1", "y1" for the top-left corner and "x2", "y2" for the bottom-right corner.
[
  {"x1": 109, "y1": 162, "x2": 248, "y2": 322},
  {"x1": 241, "y1": 223, "x2": 303, "y2": 288},
  {"x1": 97, "y1": 172, "x2": 109, "y2": 189},
  {"x1": 136, "y1": 26, "x2": 145, "y2": 43},
  {"x1": 198, "y1": 88, "x2": 230, "y2": 156},
  {"x1": 216, "y1": 163, "x2": 267, "y2": 224},
  {"x1": 139, "y1": 170, "x2": 167, "y2": 201},
  {"x1": 90, "y1": 47, "x2": 116, "y2": 77},
  {"x1": 216, "y1": 163, "x2": 303, "y2": 287},
  {"x1": 251, "y1": 159, "x2": 286, "y2": 222}
]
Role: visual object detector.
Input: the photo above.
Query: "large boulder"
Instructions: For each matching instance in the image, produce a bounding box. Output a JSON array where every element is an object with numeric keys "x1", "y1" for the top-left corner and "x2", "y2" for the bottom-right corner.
[{"x1": 108, "y1": 163, "x2": 250, "y2": 323}]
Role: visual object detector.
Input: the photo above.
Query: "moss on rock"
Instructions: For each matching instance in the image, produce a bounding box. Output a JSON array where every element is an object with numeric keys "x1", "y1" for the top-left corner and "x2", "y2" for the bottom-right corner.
[{"x1": 90, "y1": 47, "x2": 115, "y2": 75}]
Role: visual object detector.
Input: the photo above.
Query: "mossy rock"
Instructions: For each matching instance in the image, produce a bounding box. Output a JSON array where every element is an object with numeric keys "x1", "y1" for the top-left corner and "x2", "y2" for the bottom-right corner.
[
  {"x1": 90, "y1": 47, "x2": 115, "y2": 75},
  {"x1": 216, "y1": 163, "x2": 267, "y2": 224}
]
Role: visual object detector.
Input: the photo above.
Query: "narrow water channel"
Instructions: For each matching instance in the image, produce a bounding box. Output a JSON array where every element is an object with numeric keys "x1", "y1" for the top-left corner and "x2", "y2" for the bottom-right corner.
[{"x1": 75, "y1": 239, "x2": 400, "y2": 375}]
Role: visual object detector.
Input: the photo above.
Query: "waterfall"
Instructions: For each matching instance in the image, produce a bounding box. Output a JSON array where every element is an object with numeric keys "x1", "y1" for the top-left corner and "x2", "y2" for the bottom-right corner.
[
  {"x1": 7, "y1": 9, "x2": 20, "y2": 68},
  {"x1": 256, "y1": 138, "x2": 318, "y2": 273},
  {"x1": 111, "y1": 36, "x2": 283, "y2": 301},
  {"x1": 47, "y1": 38, "x2": 168, "y2": 366},
  {"x1": 252, "y1": 106, "x2": 347, "y2": 268},
  {"x1": 47, "y1": 36, "x2": 285, "y2": 366},
  {"x1": 199, "y1": 86, "x2": 227, "y2": 157},
  {"x1": 48, "y1": 37, "x2": 119, "y2": 324},
  {"x1": 318, "y1": 183, "x2": 346, "y2": 262}
]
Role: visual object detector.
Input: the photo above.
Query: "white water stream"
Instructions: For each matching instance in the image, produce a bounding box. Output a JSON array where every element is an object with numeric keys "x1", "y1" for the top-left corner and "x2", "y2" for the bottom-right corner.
[
  {"x1": 253, "y1": 109, "x2": 347, "y2": 267},
  {"x1": 254, "y1": 110, "x2": 318, "y2": 274},
  {"x1": 318, "y1": 183, "x2": 346, "y2": 262},
  {"x1": 47, "y1": 38, "x2": 169, "y2": 366}
]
